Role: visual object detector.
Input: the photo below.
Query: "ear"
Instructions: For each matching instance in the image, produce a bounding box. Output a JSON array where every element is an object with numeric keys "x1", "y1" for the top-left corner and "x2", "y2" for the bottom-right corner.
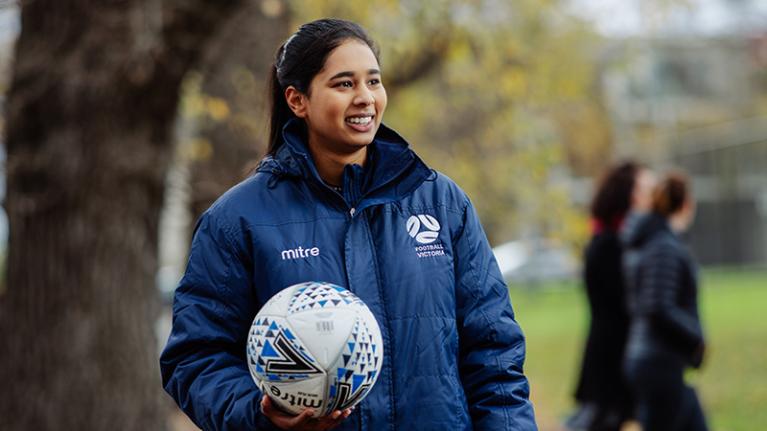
[{"x1": 285, "y1": 86, "x2": 308, "y2": 118}]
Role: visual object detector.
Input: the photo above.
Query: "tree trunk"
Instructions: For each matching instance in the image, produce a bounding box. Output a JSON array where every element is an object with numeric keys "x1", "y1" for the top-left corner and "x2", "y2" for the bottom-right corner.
[
  {"x1": 0, "y1": 1, "x2": 241, "y2": 429},
  {"x1": 190, "y1": 0, "x2": 290, "y2": 218}
]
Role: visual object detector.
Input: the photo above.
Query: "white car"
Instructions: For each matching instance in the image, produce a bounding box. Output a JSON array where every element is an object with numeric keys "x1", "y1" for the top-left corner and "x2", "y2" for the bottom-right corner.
[{"x1": 492, "y1": 239, "x2": 578, "y2": 285}]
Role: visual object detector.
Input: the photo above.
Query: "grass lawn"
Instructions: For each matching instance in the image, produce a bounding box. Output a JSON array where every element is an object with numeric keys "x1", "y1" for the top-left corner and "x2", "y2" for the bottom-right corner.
[{"x1": 508, "y1": 268, "x2": 767, "y2": 431}]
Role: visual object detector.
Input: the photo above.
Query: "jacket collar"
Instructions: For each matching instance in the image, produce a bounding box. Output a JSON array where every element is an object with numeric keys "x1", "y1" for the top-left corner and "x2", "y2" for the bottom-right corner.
[
  {"x1": 621, "y1": 212, "x2": 672, "y2": 248},
  {"x1": 257, "y1": 118, "x2": 432, "y2": 206}
]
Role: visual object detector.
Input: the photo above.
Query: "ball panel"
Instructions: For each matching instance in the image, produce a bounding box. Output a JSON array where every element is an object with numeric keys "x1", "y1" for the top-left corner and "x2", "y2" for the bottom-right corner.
[
  {"x1": 287, "y1": 282, "x2": 363, "y2": 314},
  {"x1": 406, "y1": 215, "x2": 420, "y2": 237},
  {"x1": 325, "y1": 309, "x2": 384, "y2": 413},
  {"x1": 418, "y1": 214, "x2": 441, "y2": 231},
  {"x1": 415, "y1": 230, "x2": 439, "y2": 244},
  {"x1": 257, "y1": 284, "x2": 297, "y2": 317},
  {"x1": 247, "y1": 315, "x2": 324, "y2": 384},
  {"x1": 262, "y1": 375, "x2": 327, "y2": 417},
  {"x1": 287, "y1": 309, "x2": 356, "y2": 370}
]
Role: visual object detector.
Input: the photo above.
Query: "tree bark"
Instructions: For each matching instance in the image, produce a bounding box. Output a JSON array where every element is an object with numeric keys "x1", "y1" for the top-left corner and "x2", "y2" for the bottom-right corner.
[
  {"x1": 190, "y1": 0, "x2": 290, "y2": 219},
  {"x1": 0, "y1": 1, "x2": 241, "y2": 429}
]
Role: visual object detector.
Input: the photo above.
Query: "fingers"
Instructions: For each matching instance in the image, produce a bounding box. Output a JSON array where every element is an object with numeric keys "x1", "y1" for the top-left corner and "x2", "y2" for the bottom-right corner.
[
  {"x1": 320, "y1": 407, "x2": 355, "y2": 430},
  {"x1": 318, "y1": 412, "x2": 342, "y2": 431},
  {"x1": 261, "y1": 395, "x2": 292, "y2": 418},
  {"x1": 261, "y1": 395, "x2": 355, "y2": 431},
  {"x1": 262, "y1": 396, "x2": 313, "y2": 429},
  {"x1": 285, "y1": 407, "x2": 316, "y2": 428}
]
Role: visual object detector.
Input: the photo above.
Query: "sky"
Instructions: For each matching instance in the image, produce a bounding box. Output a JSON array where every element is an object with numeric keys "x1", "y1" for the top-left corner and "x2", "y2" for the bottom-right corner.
[
  {"x1": 1, "y1": 0, "x2": 766, "y2": 42},
  {"x1": 0, "y1": 4, "x2": 18, "y2": 44},
  {"x1": 568, "y1": 0, "x2": 767, "y2": 37}
]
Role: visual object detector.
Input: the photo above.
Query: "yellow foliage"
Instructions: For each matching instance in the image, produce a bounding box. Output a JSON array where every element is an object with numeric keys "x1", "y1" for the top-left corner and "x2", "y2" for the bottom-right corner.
[
  {"x1": 181, "y1": 138, "x2": 214, "y2": 162},
  {"x1": 285, "y1": 0, "x2": 615, "y2": 247},
  {"x1": 501, "y1": 69, "x2": 528, "y2": 99},
  {"x1": 205, "y1": 98, "x2": 230, "y2": 121}
]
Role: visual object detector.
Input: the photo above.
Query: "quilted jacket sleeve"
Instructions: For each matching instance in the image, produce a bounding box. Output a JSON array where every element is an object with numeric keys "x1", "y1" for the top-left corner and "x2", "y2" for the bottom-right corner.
[
  {"x1": 453, "y1": 198, "x2": 538, "y2": 430},
  {"x1": 160, "y1": 212, "x2": 273, "y2": 431},
  {"x1": 636, "y1": 244, "x2": 703, "y2": 359}
]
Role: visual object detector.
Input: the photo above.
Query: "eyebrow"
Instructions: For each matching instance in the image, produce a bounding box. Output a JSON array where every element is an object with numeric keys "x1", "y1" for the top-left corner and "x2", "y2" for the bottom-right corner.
[{"x1": 329, "y1": 69, "x2": 381, "y2": 80}]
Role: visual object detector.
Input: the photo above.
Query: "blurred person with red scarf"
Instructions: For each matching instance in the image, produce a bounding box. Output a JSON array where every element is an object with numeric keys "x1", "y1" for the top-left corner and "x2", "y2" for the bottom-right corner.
[{"x1": 566, "y1": 162, "x2": 656, "y2": 431}]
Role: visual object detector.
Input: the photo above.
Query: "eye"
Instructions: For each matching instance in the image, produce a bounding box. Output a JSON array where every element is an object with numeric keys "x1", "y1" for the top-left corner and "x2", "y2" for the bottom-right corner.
[
  {"x1": 368, "y1": 78, "x2": 381, "y2": 86},
  {"x1": 334, "y1": 81, "x2": 353, "y2": 88}
]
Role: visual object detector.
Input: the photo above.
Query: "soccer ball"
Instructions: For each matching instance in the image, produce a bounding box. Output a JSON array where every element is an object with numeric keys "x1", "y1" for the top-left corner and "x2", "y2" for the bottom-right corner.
[{"x1": 246, "y1": 281, "x2": 383, "y2": 417}]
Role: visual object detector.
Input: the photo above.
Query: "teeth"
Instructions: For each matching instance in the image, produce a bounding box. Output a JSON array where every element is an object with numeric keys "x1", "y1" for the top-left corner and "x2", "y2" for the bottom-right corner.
[{"x1": 347, "y1": 116, "x2": 373, "y2": 125}]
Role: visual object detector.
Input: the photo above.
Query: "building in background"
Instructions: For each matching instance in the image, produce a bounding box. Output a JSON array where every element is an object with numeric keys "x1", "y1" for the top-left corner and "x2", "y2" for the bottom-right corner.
[{"x1": 600, "y1": 30, "x2": 767, "y2": 266}]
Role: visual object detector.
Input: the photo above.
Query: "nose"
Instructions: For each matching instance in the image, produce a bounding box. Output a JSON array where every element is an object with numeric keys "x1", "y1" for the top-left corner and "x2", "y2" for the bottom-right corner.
[{"x1": 353, "y1": 88, "x2": 375, "y2": 106}]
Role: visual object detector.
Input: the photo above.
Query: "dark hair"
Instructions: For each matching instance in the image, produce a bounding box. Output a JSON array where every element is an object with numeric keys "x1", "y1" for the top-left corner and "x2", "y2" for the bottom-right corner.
[
  {"x1": 267, "y1": 19, "x2": 380, "y2": 155},
  {"x1": 652, "y1": 171, "x2": 690, "y2": 217},
  {"x1": 590, "y1": 161, "x2": 641, "y2": 226}
]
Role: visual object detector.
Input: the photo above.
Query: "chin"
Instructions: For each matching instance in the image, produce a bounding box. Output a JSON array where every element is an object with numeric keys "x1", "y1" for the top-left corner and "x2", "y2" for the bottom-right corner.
[
  {"x1": 345, "y1": 133, "x2": 376, "y2": 148},
  {"x1": 346, "y1": 139, "x2": 372, "y2": 149}
]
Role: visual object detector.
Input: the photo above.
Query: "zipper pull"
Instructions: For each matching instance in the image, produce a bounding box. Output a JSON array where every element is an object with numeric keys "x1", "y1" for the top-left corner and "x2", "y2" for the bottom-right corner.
[{"x1": 350, "y1": 208, "x2": 356, "y2": 217}]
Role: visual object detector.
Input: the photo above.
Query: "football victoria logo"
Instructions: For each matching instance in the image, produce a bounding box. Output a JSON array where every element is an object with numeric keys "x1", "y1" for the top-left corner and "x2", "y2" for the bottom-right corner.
[
  {"x1": 406, "y1": 214, "x2": 440, "y2": 244},
  {"x1": 407, "y1": 214, "x2": 446, "y2": 258}
]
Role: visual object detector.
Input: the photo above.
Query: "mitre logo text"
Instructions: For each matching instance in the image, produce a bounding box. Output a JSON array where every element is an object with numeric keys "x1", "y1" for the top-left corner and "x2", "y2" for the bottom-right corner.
[{"x1": 281, "y1": 246, "x2": 320, "y2": 260}]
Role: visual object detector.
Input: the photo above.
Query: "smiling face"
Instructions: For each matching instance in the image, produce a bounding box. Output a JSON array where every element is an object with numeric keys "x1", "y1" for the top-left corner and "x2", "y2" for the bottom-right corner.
[{"x1": 285, "y1": 39, "x2": 387, "y2": 156}]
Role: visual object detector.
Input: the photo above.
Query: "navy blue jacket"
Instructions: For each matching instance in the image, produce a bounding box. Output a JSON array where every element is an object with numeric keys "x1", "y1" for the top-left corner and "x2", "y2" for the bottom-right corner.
[
  {"x1": 621, "y1": 213, "x2": 705, "y2": 368},
  {"x1": 160, "y1": 119, "x2": 537, "y2": 430}
]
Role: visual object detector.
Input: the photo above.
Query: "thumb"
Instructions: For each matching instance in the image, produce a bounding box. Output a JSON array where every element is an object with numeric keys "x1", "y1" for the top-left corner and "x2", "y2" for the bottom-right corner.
[{"x1": 260, "y1": 395, "x2": 272, "y2": 415}]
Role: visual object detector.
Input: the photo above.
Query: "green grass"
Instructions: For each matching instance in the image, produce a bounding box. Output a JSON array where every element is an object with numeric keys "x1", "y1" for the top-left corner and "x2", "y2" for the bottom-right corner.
[{"x1": 508, "y1": 269, "x2": 767, "y2": 431}]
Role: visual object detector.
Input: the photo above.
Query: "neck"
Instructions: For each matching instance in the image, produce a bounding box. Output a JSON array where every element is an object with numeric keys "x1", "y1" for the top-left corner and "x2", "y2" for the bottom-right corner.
[
  {"x1": 669, "y1": 212, "x2": 688, "y2": 233},
  {"x1": 308, "y1": 144, "x2": 367, "y2": 187}
]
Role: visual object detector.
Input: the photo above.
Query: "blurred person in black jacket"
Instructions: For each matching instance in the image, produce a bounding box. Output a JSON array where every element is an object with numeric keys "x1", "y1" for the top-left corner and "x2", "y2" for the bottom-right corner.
[
  {"x1": 621, "y1": 172, "x2": 708, "y2": 431},
  {"x1": 567, "y1": 161, "x2": 656, "y2": 431}
]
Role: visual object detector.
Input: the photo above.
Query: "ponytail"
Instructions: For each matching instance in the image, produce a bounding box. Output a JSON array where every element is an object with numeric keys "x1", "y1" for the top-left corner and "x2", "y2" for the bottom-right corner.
[
  {"x1": 267, "y1": 64, "x2": 295, "y2": 155},
  {"x1": 652, "y1": 171, "x2": 689, "y2": 217}
]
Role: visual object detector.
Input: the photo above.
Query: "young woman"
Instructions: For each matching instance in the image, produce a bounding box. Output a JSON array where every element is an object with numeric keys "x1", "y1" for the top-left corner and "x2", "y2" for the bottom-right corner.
[
  {"x1": 568, "y1": 162, "x2": 655, "y2": 431},
  {"x1": 622, "y1": 172, "x2": 708, "y2": 431},
  {"x1": 160, "y1": 19, "x2": 537, "y2": 431}
]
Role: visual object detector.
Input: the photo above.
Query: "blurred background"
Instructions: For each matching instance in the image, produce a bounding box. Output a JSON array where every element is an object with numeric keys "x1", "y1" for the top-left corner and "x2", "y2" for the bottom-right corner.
[{"x1": 0, "y1": 0, "x2": 765, "y2": 430}]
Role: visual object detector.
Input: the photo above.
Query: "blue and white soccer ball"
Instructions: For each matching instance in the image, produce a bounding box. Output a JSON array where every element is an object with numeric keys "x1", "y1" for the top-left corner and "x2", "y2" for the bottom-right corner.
[{"x1": 246, "y1": 281, "x2": 384, "y2": 417}]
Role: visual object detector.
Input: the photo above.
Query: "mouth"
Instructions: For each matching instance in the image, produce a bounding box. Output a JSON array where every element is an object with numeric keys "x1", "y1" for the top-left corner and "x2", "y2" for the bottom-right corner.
[{"x1": 345, "y1": 114, "x2": 375, "y2": 131}]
